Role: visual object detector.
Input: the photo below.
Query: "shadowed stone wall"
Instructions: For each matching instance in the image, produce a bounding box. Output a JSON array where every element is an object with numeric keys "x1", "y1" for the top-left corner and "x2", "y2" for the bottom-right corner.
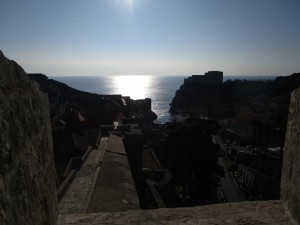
[
  {"x1": 281, "y1": 86, "x2": 300, "y2": 224},
  {"x1": 0, "y1": 51, "x2": 57, "y2": 225}
]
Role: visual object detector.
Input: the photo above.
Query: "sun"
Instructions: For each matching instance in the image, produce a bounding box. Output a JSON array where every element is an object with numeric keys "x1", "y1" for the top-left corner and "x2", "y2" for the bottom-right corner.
[
  {"x1": 115, "y1": 0, "x2": 136, "y2": 11},
  {"x1": 126, "y1": 0, "x2": 135, "y2": 9}
]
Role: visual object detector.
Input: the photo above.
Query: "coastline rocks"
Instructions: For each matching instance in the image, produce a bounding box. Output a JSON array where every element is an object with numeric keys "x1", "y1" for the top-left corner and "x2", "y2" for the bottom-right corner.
[{"x1": 29, "y1": 74, "x2": 158, "y2": 123}]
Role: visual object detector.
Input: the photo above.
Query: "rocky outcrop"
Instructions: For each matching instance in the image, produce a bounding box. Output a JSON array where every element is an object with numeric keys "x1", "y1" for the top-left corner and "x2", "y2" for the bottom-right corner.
[
  {"x1": 170, "y1": 73, "x2": 300, "y2": 125},
  {"x1": 0, "y1": 51, "x2": 57, "y2": 225},
  {"x1": 281, "y1": 85, "x2": 300, "y2": 224}
]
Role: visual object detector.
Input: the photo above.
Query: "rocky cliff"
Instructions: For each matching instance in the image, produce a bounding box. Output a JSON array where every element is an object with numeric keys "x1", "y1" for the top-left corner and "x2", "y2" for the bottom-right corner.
[
  {"x1": 170, "y1": 73, "x2": 300, "y2": 125},
  {"x1": 281, "y1": 85, "x2": 300, "y2": 224},
  {"x1": 0, "y1": 51, "x2": 57, "y2": 225}
]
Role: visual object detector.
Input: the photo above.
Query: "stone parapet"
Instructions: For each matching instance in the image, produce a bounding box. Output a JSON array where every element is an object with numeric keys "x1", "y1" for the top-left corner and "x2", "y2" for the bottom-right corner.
[
  {"x1": 58, "y1": 201, "x2": 293, "y2": 225},
  {"x1": 281, "y1": 86, "x2": 300, "y2": 224},
  {"x1": 0, "y1": 51, "x2": 57, "y2": 225}
]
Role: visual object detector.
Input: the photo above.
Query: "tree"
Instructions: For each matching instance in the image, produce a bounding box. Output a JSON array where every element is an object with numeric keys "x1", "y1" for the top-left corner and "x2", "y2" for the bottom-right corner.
[{"x1": 165, "y1": 118, "x2": 221, "y2": 204}]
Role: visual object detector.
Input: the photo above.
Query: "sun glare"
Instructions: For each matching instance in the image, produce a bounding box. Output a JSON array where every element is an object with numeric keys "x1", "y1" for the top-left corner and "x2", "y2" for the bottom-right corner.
[
  {"x1": 113, "y1": 75, "x2": 152, "y2": 100},
  {"x1": 113, "y1": 0, "x2": 137, "y2": 11},
  {"x1": 125, "y1": 0, "x2": 135, "y2": 10}
]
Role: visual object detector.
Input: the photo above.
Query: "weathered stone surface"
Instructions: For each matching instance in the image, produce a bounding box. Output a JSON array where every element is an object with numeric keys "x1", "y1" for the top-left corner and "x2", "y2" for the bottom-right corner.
[
  {"x1": 0, "y1": 51, "x2": 57, "y2": 225},
  {"x1": 87, "y1": 138, "x2": 139, "y2": 213},
  {"x1": 281, "y1": 86, "x2": 300, "y2": 224},
  {"x1": 58, "y1": 146, "x2": 104, "y2": 215},
  {"x1": 58, "y1": 201, "x2": 293, "y2": 225}
]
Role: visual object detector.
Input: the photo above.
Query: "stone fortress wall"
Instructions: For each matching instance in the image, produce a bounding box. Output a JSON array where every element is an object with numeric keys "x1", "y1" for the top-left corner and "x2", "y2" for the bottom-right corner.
[
  {"x1": 0, "y1": 51, "x2": 57, "y2": 225},
  {"x1": 184, "y1": 71, "x2": 223, "y2": 85},
  {"x1": 281, "y1": 86, "x2": 300, "y2": 223}
]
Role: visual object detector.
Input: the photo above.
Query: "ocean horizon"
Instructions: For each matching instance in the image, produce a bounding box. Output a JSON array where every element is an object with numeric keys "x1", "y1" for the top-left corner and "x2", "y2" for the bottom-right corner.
[{"x1": 51, "y1": 75, "x2": 276, "y2": 123}]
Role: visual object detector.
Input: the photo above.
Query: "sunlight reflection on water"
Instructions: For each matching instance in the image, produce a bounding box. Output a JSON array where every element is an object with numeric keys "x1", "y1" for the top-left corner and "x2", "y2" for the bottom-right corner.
[
  {"x1": 112, "y1": 75, "x2": 153, "y2": 100},
  {"x1": 50, "y1": 75, "x2": 185, "y2": 123}
]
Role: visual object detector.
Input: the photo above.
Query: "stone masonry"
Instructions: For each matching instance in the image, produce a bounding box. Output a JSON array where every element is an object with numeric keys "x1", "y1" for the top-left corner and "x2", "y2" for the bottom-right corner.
[
  {"x1": 281, "y1": 86, "x2": 300, "y2": 224},
  {"x1": 58, "y1": 138, "x2": 107, "y2": 215},
  {"x1": 58, "y1": 200, "x2": 292, "y2": 225},
  {"x1": 0, "y1": 51, "x2": 57, "y2": 225}
]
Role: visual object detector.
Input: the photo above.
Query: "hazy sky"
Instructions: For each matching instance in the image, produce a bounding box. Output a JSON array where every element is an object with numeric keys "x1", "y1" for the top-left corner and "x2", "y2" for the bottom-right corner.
[{"x1": 0, "y1": 0, "x2": 299, "y2": 76}]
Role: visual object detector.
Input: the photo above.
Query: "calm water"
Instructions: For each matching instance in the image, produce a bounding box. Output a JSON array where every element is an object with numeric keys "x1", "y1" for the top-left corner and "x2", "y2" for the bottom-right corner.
[
  {"x1": 52, "y1": 75, "x2": 185, "y2": 123},
  {"x1": 51, "y1": 75, "x2": 276, "y2": 123}
]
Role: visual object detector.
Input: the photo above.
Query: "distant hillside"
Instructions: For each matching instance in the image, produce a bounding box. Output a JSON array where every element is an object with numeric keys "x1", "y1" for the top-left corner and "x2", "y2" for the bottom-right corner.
[{"x1": 28, "y1": 73, "x2": 112, "y2": 105}]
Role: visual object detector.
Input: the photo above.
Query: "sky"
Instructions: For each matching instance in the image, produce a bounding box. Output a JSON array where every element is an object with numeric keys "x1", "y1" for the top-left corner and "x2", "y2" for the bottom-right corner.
[{"x1": 0, "y1": 0, "x2": 299, "y2": 76}]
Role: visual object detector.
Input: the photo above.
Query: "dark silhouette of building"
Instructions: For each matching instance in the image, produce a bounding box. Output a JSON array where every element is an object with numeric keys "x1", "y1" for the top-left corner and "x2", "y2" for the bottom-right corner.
[{"x1": 184, "y1": 71, "x2": 223, "y2": 85}]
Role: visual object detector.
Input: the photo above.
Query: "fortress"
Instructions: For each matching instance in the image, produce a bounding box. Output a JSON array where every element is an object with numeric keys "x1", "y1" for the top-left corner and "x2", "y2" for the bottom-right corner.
[
  {"x1": 0, "y1": 51, "x2": 299, "y2": 224},
  {"x1": 184, "y1": 71, "x2": 223, "y2": 85}
]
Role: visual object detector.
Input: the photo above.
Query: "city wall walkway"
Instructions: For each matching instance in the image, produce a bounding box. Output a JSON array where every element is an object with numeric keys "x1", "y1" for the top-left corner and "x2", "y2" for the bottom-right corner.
[
  {"x1": 58, "y1": 133, "x2": 139, "y2": 215},
  {"x1": 57, "y1": 133, "x2": 295, "y2": 225},
  {"x1": 58, "y1": 137, "x2": 107, "y2": 215},
  {"x1": 87, "y1": 134, "x2": 139, "y2": 212}
]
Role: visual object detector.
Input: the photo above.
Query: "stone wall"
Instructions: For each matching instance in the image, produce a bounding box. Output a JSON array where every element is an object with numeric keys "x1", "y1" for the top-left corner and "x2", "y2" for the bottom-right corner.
[
  {"x1": 0, "y1": 51, "x2": 57, "y2": 225},
  {"x1": 58, "y1": 201, "x2": 292, "y2": 225},
  {"x1": 281, "y1": 86, "x2": 300, "y2": 224}
]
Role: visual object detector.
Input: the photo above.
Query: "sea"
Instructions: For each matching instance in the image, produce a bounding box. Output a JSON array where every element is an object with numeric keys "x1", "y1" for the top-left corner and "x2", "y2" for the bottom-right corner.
[{"x1": 51, "y1": 75, "x2": 276, "y2": 123}]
